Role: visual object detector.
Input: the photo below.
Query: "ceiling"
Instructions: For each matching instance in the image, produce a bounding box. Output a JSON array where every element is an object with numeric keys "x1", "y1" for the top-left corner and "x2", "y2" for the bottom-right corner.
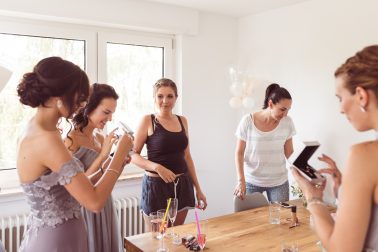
[{"x1": 144, "y1": 0, "x2": 311, "y2": 18}]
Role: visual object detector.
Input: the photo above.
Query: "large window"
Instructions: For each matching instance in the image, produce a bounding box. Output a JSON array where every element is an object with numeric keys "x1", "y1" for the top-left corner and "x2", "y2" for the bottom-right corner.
[
  {"x1": 98, "y1": 33, "x2": 173, "y2": 171},
  {"x1": 0, "y1": 19, "x2": 174, "y2": 190}
]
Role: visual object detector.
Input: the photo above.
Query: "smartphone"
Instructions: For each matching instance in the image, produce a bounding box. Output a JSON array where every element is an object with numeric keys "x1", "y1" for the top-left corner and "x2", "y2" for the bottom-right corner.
[
  {"x1": 118, "y1": 121, "x2": 134, "y2": 136},
  {"x1": 292, "y1": 141, "x2": 325, "y2": 185}
]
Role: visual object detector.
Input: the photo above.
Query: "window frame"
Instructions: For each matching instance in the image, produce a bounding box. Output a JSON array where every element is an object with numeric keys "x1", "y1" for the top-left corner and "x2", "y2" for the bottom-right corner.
[
  {"x1": 97, "y1": 31, "x2": 175, "y2": 175},
  {"x1": 0, "y1": 17, "x2": 176, "y2": 189}
]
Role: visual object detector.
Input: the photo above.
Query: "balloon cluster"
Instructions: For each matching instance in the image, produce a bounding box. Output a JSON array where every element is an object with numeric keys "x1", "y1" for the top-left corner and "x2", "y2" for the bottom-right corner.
[{"x1": 228, "y1": 67, "x2": 255, "y2": 109}]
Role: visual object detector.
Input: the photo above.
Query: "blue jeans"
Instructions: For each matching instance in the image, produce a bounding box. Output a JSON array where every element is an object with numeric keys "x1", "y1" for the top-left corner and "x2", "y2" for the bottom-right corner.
[{"x1": 246, "y1": 181, "x2": 289, "y2": 202}]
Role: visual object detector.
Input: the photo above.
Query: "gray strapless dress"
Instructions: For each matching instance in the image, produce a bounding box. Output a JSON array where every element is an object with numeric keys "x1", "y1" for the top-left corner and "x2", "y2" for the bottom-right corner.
[
  {"x1": 74, "y1": 147, "x2": 123, "y2": 252},
  {"x1": 19, "y1": 158, "x2": 88, "y2": 252},
  {"x1": 364, "y1": 204, "x2": 378, "y2": 251}
]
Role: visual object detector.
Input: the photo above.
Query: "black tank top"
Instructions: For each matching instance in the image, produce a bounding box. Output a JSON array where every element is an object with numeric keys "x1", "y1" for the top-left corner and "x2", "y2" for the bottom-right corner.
[{"x1": 146, "y1": 114, "x2": 189, "y2": 174}]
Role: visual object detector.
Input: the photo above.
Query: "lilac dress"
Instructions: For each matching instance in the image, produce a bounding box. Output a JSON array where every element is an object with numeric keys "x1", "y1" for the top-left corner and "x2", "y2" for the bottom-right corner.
[
  {"x1": 74, "y1": 146, "x2": 123, "y2": 252},
  {"x1": 19, "y1": 158, "x2": 88, "y2": 252},
  {"x1": 365, "y1": 205, "x2": 378, "y2": 251}
]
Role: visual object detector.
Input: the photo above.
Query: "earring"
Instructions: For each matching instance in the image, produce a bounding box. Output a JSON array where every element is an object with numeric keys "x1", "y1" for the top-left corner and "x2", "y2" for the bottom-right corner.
[
  {"x1": 360, "y1": 106, "x2": 366, "y2": 113},
  {"x1": 57, "y1": 99, "x2": 63, "y2": 109}
]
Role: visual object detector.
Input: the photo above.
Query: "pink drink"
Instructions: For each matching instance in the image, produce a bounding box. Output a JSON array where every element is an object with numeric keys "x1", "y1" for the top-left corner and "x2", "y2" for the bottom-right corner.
[{"x1": 197, "y1": 234, "x2": 206, "y2": 249}]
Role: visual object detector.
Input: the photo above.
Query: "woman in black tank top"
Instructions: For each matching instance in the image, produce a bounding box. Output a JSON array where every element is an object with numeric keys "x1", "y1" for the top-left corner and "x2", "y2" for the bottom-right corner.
[{"x1": 131, "y1": 78, "x2": 207, "y2": 228}]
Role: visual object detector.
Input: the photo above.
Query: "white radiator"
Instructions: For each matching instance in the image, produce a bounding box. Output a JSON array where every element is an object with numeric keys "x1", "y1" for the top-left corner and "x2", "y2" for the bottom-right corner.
[
  {"x1": 0, "y1": 214, "x2": 28, "y2": 252},
  {"x1": 114, "y1": 196, "x2": 145, "y2": 238},
  {"x1": 0, "y1": 196, "x2": 145, "y2": 252}
]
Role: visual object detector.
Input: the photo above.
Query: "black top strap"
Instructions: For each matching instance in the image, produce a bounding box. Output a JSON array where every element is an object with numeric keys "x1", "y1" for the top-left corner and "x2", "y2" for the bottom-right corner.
[
  {"x1": 151, "y1": 114, "x2": 156, "y2": 133},
  {"x1": 176, "y1": 115, "x2": 186, "y2": 134}
]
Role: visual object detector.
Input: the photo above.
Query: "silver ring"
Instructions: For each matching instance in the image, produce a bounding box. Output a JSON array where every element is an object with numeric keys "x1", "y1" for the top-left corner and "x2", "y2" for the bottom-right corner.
[{"x1": 315, "y1": 184, "x2": 321, "y2": 189}]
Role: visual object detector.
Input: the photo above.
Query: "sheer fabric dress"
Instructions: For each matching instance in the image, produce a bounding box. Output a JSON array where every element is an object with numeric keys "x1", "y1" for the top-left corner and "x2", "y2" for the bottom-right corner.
[{"x1": 19, "y1": 158, "x2": 88, "y2": 252}]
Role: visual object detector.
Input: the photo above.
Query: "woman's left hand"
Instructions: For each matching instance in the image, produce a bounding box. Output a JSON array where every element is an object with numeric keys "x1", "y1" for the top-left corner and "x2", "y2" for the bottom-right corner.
[
  {"x1": 291, "y1": 167, "x2": 326, "y2": 200},
  {"x1": 196, "y1": 190, "x2": 208, "y2": 210}
]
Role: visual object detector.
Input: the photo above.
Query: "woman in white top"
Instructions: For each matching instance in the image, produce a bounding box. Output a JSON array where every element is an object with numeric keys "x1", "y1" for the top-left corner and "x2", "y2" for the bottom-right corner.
[{"x1": 234, "y1": 83, "x2": 295, "y2": 202}]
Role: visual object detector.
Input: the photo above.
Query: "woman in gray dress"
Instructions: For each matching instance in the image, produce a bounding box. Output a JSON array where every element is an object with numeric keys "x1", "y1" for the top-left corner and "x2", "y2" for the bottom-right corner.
[
  {"x1": 292, "y1": 45, "x2": 378, "y2": 251},
  {"x1": 16, "y1": 57, "x2": 133, "y2": 252},
  {"x1": 65, "y1": 83, "x2": 124, "y2": 252}
]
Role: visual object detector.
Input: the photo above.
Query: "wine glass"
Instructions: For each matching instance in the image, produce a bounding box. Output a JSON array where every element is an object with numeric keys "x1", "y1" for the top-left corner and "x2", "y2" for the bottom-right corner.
[
  {"x1": 168, "y1": 198, "x2": 178, "y2": 237},
  {"x1": 157, "y1": 219, "x2": 169, "y2": 252}
]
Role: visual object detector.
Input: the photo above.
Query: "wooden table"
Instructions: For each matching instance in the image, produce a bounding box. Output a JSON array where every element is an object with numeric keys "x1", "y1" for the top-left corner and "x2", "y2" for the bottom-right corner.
[{"x1": 125, "y1": 200, "x2": 325, "y2": 252}]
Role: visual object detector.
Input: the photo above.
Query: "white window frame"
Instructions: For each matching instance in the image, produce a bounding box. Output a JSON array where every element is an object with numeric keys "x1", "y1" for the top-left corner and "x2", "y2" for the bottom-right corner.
[
  {"x1": 0, "y1": 16, "x2": 97, "y2": 80},
  {"x1": 0, "y1": 16, "x2": 176, "y2": 190},
  {"x1": 97, "y1": 31, "x2": 175, "y2": 174}
]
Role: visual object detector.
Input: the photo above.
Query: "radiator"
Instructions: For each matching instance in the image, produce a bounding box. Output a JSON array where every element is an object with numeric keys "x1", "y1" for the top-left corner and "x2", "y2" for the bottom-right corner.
[
  {"x1": 0, "y1": 197, "x2": 145, "y2": 252},
  {"x1": 114, "y1": 196, "x2": 145, "y2": 238},
  {"x1": 0, "y1": 214, "x2": 28, "y2": 252}
]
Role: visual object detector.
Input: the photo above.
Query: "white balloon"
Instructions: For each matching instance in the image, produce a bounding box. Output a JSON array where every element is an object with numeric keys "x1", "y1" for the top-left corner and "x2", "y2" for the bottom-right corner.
[
  {"x1": 242, "y1": 97, "x2": 255, "y2": 109},
  {"x1": 230, "y1": 83, "x2": 243, "y2": 96},
  {"x1": 229, "y1": 96, "x2": 242, "y2": 109}
]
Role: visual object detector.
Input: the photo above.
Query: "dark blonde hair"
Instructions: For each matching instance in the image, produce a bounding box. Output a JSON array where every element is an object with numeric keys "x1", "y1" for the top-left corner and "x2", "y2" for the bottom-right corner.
[
  {"x1": 153, "y1": 78, "x2": 178, "y2": 97},
  {"x1": 335, "y1": 45, "x2": 378, "y2": 97}
]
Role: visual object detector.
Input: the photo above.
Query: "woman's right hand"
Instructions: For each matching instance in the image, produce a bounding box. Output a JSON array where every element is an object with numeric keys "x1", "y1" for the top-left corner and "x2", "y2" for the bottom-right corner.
[
  {"x1": 154, "y1": 164, "x2": 176, "y2": 183},
  {"x1": 99, "y1": 128, "x2": 118, "y2": 160},
  {"x1": 116, "y1": 133, "x2": 134, "y2": 156},
  {"x1": 234, "y1": 181, "x2": 246, "y2": 200}
]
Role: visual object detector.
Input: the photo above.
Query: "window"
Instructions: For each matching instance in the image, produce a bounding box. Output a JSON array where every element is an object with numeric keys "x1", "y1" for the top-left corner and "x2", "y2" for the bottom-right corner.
[
  {"x1": 98, "y1": 32, "x2": 173, "y2": 173},
  {"x1": 0, "y1": 19, "x2": 174, "y2": 190},
  {"x1": 0, "y1": 33, "x2": 85, "y2": 189}
]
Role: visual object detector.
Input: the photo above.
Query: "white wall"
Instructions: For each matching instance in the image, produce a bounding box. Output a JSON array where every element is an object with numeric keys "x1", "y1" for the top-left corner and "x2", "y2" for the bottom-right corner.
[
  {"x1": 0, "y1": 3, "x2": 238, "y2": 220},
  {"x1": 0, "y1": 0, "x2": 199, "y2": 35},
  {"x1": 237, "y1": 0, "x2": 378, "y2": 201},
  {"x1": 179, "y1": 13, "x2": 238, "y2": 220}
]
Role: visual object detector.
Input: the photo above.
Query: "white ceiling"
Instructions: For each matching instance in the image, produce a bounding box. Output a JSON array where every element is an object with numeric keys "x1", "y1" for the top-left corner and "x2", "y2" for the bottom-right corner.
[{"x1": 144, "y1": 0, "x2": 311, "y2": 18}]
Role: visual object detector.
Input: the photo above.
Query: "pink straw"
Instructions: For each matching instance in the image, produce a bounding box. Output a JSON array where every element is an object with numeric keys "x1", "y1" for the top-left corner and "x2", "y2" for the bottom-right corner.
[{"x1": 194, "y1": 210, "x2": 201, "y2": 235}]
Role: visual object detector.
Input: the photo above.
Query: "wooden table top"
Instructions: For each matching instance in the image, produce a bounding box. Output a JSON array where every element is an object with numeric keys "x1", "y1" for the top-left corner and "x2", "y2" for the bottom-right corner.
[{"x1": 124, "y1": 200, "x2": 326, "y2": 252}]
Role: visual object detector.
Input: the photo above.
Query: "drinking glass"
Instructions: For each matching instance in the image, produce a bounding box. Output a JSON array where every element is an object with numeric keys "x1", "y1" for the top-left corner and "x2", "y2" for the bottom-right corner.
[
  {"x1": 196, "y1": 219, "x2": 208, "y2": 251},
  {"x1": 168, "y1": 198, "x2": 178, "y2": 237},
  {"x1": 269, "y1": 202, "x2": 281, "y2": 224},
  {"x1": 156, "y1": 209, "x2": 166, "y2": 240},
  {"x1": 149, "y1": 212, "x2": 161, "y2": 238},
  {"x1": 157, "y1": 219, "x2": 169, "y2": 252}
]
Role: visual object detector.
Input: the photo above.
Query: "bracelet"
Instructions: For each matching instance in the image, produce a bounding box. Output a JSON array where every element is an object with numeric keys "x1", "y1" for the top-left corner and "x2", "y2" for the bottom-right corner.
[
  {"x1": 307, "y1": 197, "x2": 327, "y2": 209},
  {"x1": 106, "y1": 168, "x2": 120, "y2": 176}
]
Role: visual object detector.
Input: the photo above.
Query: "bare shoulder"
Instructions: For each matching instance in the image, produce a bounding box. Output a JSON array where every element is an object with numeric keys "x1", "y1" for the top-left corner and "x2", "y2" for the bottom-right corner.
[
  {"x1": 346, "y1": 141, "x2": 378, "y2": 181},
  {"x1": 137, "y1": 114, "x2": 153, "y2": 130},
  {"x1": 178, "y1": 115, "x2": 188, "y2": 125}
]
